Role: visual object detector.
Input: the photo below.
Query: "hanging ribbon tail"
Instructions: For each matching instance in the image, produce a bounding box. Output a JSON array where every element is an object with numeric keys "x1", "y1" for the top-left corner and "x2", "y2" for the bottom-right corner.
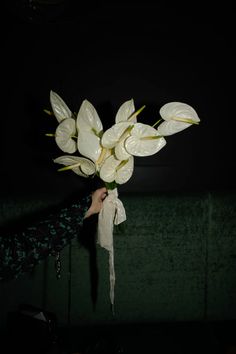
[{"x1": 97, "y1": 188, "x2": 126, "y2": 311}]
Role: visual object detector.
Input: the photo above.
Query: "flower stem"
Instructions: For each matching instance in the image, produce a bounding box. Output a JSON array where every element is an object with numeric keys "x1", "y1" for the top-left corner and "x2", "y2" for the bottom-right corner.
[{"x1": 104, "y1": 181, "x2": 117, "y2": 190}]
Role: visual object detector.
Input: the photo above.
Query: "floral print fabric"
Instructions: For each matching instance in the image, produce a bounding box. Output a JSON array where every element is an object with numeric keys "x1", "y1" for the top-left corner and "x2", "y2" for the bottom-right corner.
[{"x1": 0, "y1": 194, "x2": 91, "y2": 281}]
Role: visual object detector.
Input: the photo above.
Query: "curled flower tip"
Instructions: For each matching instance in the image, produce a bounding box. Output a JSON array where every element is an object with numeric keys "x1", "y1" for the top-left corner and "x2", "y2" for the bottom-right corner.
[
  {"x1": 128, "y1": 105, "x2": 146, "y2": 121},
  {"x1": 43, "y1": 109, "x2": 54, "y2": 116},
  {"x1": 45, "y1": 133, "x2": 55, "y2": 137}
]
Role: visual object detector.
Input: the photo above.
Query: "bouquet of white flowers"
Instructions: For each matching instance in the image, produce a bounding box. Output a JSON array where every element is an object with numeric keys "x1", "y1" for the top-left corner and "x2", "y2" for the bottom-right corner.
[{"x1": 45, "y1": 91, "x2": 200, "y2": 310}]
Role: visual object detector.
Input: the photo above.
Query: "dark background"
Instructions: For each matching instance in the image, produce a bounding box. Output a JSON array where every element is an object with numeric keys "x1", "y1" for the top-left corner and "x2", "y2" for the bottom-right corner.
[
  {"x1": 1, "y1": 4, "x2": 236, "y2": 353},
  {"x1": 1, "y1": 0, "x2": 235, "y2": 198}
]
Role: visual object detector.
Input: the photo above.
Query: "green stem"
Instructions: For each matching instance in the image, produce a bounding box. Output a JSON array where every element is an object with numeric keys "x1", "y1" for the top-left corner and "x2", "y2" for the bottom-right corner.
[{"x1": 104, "y1": 181, "x2": 118, "y2": 190}]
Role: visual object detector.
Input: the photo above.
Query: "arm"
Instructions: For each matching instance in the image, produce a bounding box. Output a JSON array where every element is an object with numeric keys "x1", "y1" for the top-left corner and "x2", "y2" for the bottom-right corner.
[{"x1": 0, "y1": 187, "x2": 107, "y2": 281}]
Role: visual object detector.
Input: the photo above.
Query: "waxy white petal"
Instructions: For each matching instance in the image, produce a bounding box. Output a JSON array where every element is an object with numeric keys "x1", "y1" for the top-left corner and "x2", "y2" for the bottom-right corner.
[
  {"x1": 157, "y1": 120, "x2": 190, "y2": 136},
  {"x1": 115, "y1": 99, "x2": 136, "y2": 123},
  {"x1": 77, "y1": 131, "x2": 102, "y2": 163},
  {"x1": 54, "y1": 155, "x2": 95, "y2": 177},
  {"x1": 114, "y1": 140, "x2": 131, "y2": 160},
  {"x1": 99, "y1": 155, "x2": 134, "y2": 184},
  {"x1": 158, "y1": 102, "x2": 200, "y2": 136},
  {"x1": 99, "y1": 155, "x2": 117, "y2": 183},
  {"x1": 76, "y1": 99, "x2": 103, "y2": 135},
  {"x1": 50, "y1": 90, "x2": 72, "y2": 123},
  {"x1": 159, "y1": 102, "x2": 200, "y2": 122},
  {"x1": 116, "y1": 156, "x2": 134, "y2": 184},
  {"x1": 55, "y1": 118, "x2": 77, "y2": 153},
  {"x1": 101, "y1": 122, "x2": 133, "y2": 149},
  {"x1": 125, "y1": 123, "x2": 166, "y2": 156}
]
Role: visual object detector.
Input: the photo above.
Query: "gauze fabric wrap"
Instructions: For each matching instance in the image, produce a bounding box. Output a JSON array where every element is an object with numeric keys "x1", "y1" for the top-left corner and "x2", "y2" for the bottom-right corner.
[{"x1": 97, "y1": 188, "x2": 126, "y2": 308}]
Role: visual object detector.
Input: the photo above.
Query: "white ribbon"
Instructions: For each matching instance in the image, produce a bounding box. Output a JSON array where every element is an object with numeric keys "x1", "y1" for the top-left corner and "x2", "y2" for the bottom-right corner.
[{"x1": 97, "y1": 188, "x2": 126, "y2": 309}]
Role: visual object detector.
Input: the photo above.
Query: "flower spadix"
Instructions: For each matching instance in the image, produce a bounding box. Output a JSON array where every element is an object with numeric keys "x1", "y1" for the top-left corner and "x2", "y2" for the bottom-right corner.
[
  {"x1": 99, "y1": 155, "x2": 134, "y2": 184},
  {"x1": 76, "y1": 100, "x2": 103, "y2": 164},
  {"x1": 125, "y1": 123, "x2": 166, "y2": 156},
  {"x1": 157, "y1": 102, "x2": 200, "y2": 136},
  {"x1": 54, "y1": 155, "x2": 95, "y2": 178},
  {"x1": 50, "y1": 90, "x2": 72, "y2": 123}
]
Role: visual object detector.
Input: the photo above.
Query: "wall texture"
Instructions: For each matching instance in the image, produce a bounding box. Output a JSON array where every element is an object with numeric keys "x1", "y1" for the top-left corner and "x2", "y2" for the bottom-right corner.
[{"x1": 0, "y1": 189, "x2": 236, "y2": 329}]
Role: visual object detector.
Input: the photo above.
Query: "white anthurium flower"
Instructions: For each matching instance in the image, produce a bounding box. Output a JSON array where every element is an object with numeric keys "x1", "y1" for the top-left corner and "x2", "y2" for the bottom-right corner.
[
  {"x1": 125, "y1": 123, "x2": 166, "y2": 157},
  {"x1": 76, "y1": 99, "x2": 103, "y2": 163},
  {"x1": 115, "y1": 99, "x2": 136, "y2": 123},
  {"x1": 55, "y1": 118, "x2": 77, "y2": 154},
  {"x1": 76, "y1": 99, "x2": 103, "y2": 135},
  {"x1": 157, "y1": 102, "x2": 200, "y2": 136},
  {"x1": 53, "y1": 155, "x2": 96, "y2": 178},
  {"x1": 50, "y1": 90, "x2": 72, "y2": 123},
  {"x1": 99, "y1": 155, "x2": 134, "y2": 184},
  {"x1": 101, "y1": 122, "x2": 134, "y2": 149}
]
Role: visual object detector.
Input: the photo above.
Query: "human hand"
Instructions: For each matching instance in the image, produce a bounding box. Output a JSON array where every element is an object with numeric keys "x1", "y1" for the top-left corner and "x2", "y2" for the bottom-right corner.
[{"x1": 84, "y1": 187, "x2": 107, "y2": 218}]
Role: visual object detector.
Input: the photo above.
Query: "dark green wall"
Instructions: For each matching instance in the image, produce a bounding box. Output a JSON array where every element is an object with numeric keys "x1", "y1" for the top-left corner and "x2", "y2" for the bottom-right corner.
[{"x1": 1, "y1": 190, "x2": 236, "y2": 329}]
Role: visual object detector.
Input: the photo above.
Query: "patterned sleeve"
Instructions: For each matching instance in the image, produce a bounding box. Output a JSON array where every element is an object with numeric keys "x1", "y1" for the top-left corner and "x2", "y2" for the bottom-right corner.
[{"x1": 0, "y1": 194, "x2": 92, "y2": 281}]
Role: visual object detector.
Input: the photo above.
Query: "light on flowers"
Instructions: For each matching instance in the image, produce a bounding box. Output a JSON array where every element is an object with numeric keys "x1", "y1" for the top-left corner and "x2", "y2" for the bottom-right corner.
[
  {"x1": 76, "y1": 100, "x2": 103, "y2": 164},
  {"x1": 48, "y1": 92, "x2": 200, "y2": 184},
  {"x1": 157, "y1": 102, "x2": 200, "y2": 136}
]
